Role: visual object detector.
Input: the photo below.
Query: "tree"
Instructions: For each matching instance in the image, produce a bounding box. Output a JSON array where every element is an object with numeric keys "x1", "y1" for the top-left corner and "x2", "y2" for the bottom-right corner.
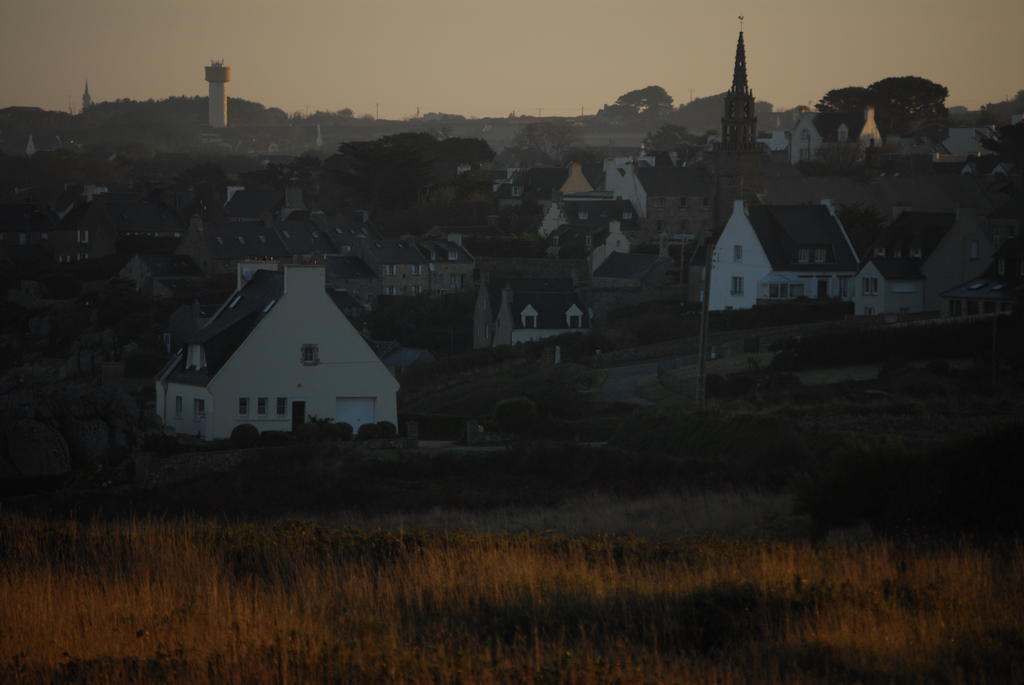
[
  {"x1": 513, "y1": 121, "x2": 580, "y2": 161},
  {"x1": 982, "y1": 121, "x2": 1024, "y2": 166},
  {"x1": 816, "y1": 87, "x2": 872, "y2": 113},
  {"x1": 836, "y1": 203, "x2": 885, "y2": 258},
  {"x1": 643, "y1": 124, "x2": 702, "y2": 155},
  {"x1": 816, "y1": 77, "x2": 949, "y2": 138},
  {"x1": 613, "y1": 85, "x2": 674, "y2": 116}
]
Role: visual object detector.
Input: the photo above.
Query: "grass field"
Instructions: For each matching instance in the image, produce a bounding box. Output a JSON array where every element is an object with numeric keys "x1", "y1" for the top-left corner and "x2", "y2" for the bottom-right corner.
[{"x1": 2, "y1": 516, "x2": 1021, "y2": 684}]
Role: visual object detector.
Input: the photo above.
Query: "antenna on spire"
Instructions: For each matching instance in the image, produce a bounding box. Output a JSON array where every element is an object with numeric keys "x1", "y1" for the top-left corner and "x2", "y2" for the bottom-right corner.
[{"x1": 738, "y1": 15, "x2": 744, "y2": 31}]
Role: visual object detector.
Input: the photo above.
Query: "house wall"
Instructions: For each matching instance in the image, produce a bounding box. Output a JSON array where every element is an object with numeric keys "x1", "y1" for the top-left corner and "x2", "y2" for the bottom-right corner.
[
  {"x1": 429, "y1": 260, "x2": 474, "y2": 294},
  {"x1": 165, "y1": 265, "x2": 398, "y2": 440},
  {"x1": 643, "y1": 195, "x2": 712, "y2": 240},
  {"x1": 156, "y1": 379, "x2": 214, "y2": 439},
  {"x1": 709, "y1": 202, "x2": 772, "y2": 310},
  {"x1": 921, "y1": 209, "x2": 994, "y2": 312},
  {"x1": 603, "y1": 159, "x2": 648, "y2": 218},
  {"x1": 789, "y1": 114, "x2": 821, "y2": 164},
  {"x1": 380, "y1": 263, "x2": 430, "y2": 295},
  {"x1": 511, "y1": 327, "x2": 589, "y2": 345}
]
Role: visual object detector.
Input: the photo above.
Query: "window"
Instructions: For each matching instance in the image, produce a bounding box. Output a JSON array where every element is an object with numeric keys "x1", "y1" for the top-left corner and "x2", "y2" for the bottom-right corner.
[
  {"x1": 733, "y1": 244, "x2": 743, "y2": 262},
  {"x1": 730, "y1": 276, "x2": 744, "y2": 295},
  {"x1": 911, "y1": 248, "x2": 922, "y2": 258},
  {"x1": 301, "y1": 344, "x2": 319, "y2": 365},
  {"x1": 238, "y1": 397, "x2": 249, "y2": 416},
  {"x1": 257, "y1": 397, "x2": 267, "y2": 416},
  {"x1": 969, "y1": 240, "x2": 979, "y2": 260},
  {"x1": 175, "y1": 395, "x2": 183, "y2": 418},
  {"x1": 412, "y1": 285, "x2": 422, "y2": 295},
  {"x1": 18, "y1": 233, "x2": 26, "y2": 245},
  {"x1": 569, "y1": 314, "x2": 581, "y2": 328},
  {"x1": 383, "y1": 264, "x2": 396, "y2": 276},
  {"x1": 523, "y1": 315, "x2": 536, "y2": 328},
  {"x1": 623, "y1": 210, "x2": 633, "y2": 220},
  {"x1": 578, "y1": 209, "x2": 589, "y2": 220},
  {"x1": 997, "y1": 259, "x2": 1005, "y2": 276},
  {"x1": 385, "y1": 286, "x2": 396, "y2": 296},
  {"x1": 449, "y1": 274, "x2": 462, "y2": 289},
  {"x1": 679, "y1": 197, "x2": 688, "y2": 208},
  {"x1": 864, "y1": 306, "x2": 874, "y2": 316},
  {"x1": 813, "y1": 247, "x2": 826, "y2": 264},
  {"x1": 448, "y1": 250, "x2": 458, "y2": 261},
  {"x1": 194, "y1": 398, "x2": 206, "y2": 419},
  {"x1": 950, "y1": 300, "x2": 963, "y2": 316},
  {"x1": 585, "y1": 235, "x2": 593, "y2": 249},
  {"x1": 702, "y1": 197, "x2": 709, "y2": 207},
  {"x1": 862, "y1": 277, "x2": 879, "y2": 295},
  {"x1": 874, "y1": 247, "x2": 886, "y2": 257},
  {"x1": 276, "y1": 397, "x2": 287, "y2": 416},
  {"x1": 798, "y1": 248, "x2": 810, "y2": 264},
  {"x1": 411, "y1": 264, "x2": 421, "y2": 276}
]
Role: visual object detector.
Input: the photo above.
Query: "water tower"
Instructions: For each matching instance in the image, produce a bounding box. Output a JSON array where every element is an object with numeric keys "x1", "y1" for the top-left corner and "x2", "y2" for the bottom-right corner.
[{"x1": 204, "y1": 60, "x2": 231, "y2": 128}]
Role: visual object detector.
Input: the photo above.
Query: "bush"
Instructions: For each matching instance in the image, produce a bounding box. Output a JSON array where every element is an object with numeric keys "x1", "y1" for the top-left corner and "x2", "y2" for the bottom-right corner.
[
  {"x1": 335, "y1": 422, "x2": 354, "y2": 441},
  {"x1": 356, "y1": 423, "x2": 381, "y2": 440},
  {"x1": 494, "y1": 396, "x2": 538, "y2": 436},
  {"x1": 259, "y1": 430, "x2": 294, "y2": 446},
  {"x1": 376, "y1": 421, "x2": 397, "y2": 439},
  {"x1": 230, "y1": 424, "x2": 260, "y2": 449},
  {"x1": 123, "y1": 349, "x2": 168, "y2": 378}
]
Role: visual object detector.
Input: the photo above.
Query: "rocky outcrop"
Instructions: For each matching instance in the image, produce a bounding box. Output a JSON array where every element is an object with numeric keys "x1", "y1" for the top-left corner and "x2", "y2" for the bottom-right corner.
[{"x1": 0, "y1": 418, "x2": 71, "y2": 477}]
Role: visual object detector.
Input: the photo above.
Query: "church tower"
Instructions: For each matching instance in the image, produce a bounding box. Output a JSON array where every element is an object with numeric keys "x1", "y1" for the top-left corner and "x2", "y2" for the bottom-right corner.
[
  {"x1": 82, "y1": 81, "x2": 93, "y2": 112},
  {"x1": 719, "y1": 22, "x2": 758, "y2": 153}
]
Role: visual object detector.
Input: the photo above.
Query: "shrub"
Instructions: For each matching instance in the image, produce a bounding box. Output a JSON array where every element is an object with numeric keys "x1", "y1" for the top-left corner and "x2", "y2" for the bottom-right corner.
[
  {"x1": 259, "y1": 430, "x2": 293, "y2": 446},
  {"x1": 230, "y1": 423, "x2": 260, "y2": 449},
  {"x1": 123, "y1": 349, "x2": 168, "y2": 378},
  {"x1": 335, "y1": 422, "x2": 355, "y2": 441},
  {"x1": 494, "y1": 396, "x2": 538, "y2": 436},
  {"x1": 376, "y1": 421, "x2": 397, "y2": 439},
  {"x1": 357, "y1": 423, "x2": 381, "y2": 440}
]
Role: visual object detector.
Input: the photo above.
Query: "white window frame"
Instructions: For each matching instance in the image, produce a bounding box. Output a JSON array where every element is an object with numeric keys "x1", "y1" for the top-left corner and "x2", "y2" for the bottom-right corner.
[
  {"x1": 238, "y1": 397, "x2": 249, "y2": 417},
  {"x1": 730, "y1": 276, "x2": 744, "y2": 296},
  {"x1": 301, "y1": 344, "x2": 319, "y2": 365},
  {"x1": 257, "y1": 397, "x2": 267, "y2": 416},
  {"x1": 733, "y1": 244, "x2": 742, "y2": 262}
]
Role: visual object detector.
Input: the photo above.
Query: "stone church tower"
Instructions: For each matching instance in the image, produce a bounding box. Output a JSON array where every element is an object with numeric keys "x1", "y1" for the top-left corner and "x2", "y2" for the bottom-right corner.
[
  {"x1": 719, "y1": 27, "x2": 758, "y2": 152},
  {"x1": 82, "y1": 81, "x2": 93, "y2": 112}
]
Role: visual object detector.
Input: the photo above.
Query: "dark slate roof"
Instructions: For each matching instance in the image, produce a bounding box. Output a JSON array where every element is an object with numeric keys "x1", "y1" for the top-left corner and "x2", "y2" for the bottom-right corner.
[
  {"x1": 417, "y1": 239, "x2": 474, "y2": 263},
  {"x1": 0, "y1": 203, "x2": 53, "y2": 233},
  {"x1": 867, "y1": 257, "x2": 924, "y2": 281},
  {"x1": 636, "y1": 166, "x2": 712, "y2": 197},
  {"x1": 991, "y1": 195, "x2": 1024, "y2": 221},
  {"x1": 748, "y1": 205, "x2": 858, "y2": 272},
  {"x1": 101, "y1": 194, "x2": 184, "y2": 235},
  {"x1": 368, "y1": 240, "x2": 427, "y2": 265},
  {"x1": 327, "y1": 288, "x2": 366, "y2": 312},
  {"x1": 224, "y1": 189, "x2": 284, "y2": 220},
  {"x1": 811, "y1": 111, "x2": 867, "y2": 141},
  {"x1": 560, "y1": 198, "x2": 638, "y2": 229},
  {"x1": 582, "y1": 163, "x2": 605, "y2": 189},
  {"x1": 275, "y1": 218, "x2": 334, "y2": 255},
  {"x1": 941, "y1": 277, "x2": 1019, "y2": 301},
  {"x1": 168, "y1": 270, "x2": 284, "y2": 386},
  {"x1": 204, "y1": 221, "x2": 290, "y2": 260},
  {"x1": 137, "y1": 254, "x2": 204, "y2": 278},
  {"x1": 322, "y1": 215, "x2": 380, "y2": 251},
  {"x1": 874, "y1": 211, "x2": 956, "y2": 259},
  {"x1": 325, "y1": 255, "x2": 377, "y2": 280},
  {"x1": 593, "y1": 252, "x2": 660, "y2": 280},
  {"x1": 520, "y1": 167, "x2": 570, "y2": 194},
  {"x1": 380, "y1": 346, "x2": 433, "y2": 369},
  {"x1": 488, "y1": 278, "x2": 589, "y2": 330}
]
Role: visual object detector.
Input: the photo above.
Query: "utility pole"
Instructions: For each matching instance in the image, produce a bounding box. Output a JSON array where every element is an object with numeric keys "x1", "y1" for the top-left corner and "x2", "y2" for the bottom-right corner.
[
  {"x1": 695, "y1": 233, "x2": 716, "y2": 408},
  {"x1": 376, "y1": 102, "x2": 380, "y2": 120},
  {"x1": 537, "y1": 107, "x2": 542, "y2": 117}
]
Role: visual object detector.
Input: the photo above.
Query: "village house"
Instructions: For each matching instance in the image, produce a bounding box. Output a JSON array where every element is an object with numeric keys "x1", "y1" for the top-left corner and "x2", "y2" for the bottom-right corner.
[
  {"x1": 708, "y1": 200, "x2": 859, "y2": 311},
  {"x1": 416, "y1": 235, "x2": 475, "y2": 295},
  {"x1": 119, "y1": 253, "x2": 204, "y2": 298},
  {"x1": 852, "y1": 209, "x2": 993, "y2": 315},
  {"x1": 789, "y1": 107, "x2": 883, "y2": 165},
  {"x1": 359, "y1": 239, "x2": 431, "y2": 296},
  {"x1": 473, "y1": 274, "x2": 590, "y2": 348},
  {"x1": 941, "y1": 237, "x2": 1022, "y2": 317},
  {"x1": 155, "y1": 263, "x2": 398, "y2": 439}
]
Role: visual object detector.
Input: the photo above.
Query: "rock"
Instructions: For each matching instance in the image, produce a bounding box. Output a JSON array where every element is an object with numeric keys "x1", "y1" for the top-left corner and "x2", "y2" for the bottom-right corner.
[
  {"x1": 1, "y1": 419, "x2": 71, "y2": 477},
  {"x1": 61, "y1": 418, "x2": 111, "y2": 469}
]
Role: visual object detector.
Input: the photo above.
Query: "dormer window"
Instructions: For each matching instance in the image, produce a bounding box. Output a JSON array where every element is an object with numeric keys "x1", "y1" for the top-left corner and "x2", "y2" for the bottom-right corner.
[
  {"x1": 911, "y1": 248, "x2": 922, "y2": 258},
  {"x1": 448, "y1": 250, "x2": 458, "y2": 261},
  {"x1": 837, "y1": 124, "x2": 849, "y2": 143},
  {"x1": 520, "y1": 304, "x2": 538, "y2": 329},
  {"x1": 623, "y1": 210, "x2": 633, "y2": 220},
  {"x1": 512, "y1": 185, "x2": 524, "y2": 197},
  {"x1": 798, "y1": 247, "x2": 810, "y2": 264},
  {"x1": 186, "y1": 344, "x2": 206, "y2": 370},
  {"x1": 813, "y1": 247, "x2": 826, "y2": 264},
  {"x1": 237, "y1": 236, "x2": 245, "y2": 245},
  {"x1": 566, "y1": 304, "x2": 583, "y2": 328},
  {"x1": 874, "y1": 247, "x2": 886, "y2": 257},
  {"x1": 969, "y1": 240, "x2": 979, "y2": 260},
  {"x1": 997, "y1": 259, "x2": 1006, "y2": 275},
  {"x1": 585, "y1": 235, "x2": 593, "y2": 249}
]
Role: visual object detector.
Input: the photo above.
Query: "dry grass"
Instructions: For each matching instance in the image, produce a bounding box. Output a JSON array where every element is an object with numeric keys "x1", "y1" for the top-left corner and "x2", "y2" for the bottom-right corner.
[{"x1": 1, "y1": 516, "x2": 1021, "y2": 683}]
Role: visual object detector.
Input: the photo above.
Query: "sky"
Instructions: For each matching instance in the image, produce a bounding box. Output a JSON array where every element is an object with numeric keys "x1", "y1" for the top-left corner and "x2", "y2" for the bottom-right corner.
[{"x1": 1, "y1": 0, "x2": 1022, "y2": 119}]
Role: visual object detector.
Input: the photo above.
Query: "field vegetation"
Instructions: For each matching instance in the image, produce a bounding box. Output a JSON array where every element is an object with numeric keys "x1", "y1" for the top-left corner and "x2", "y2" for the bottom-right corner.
[{"x1": 1, "y1": 517, "x2": 1022, "y2": 684}]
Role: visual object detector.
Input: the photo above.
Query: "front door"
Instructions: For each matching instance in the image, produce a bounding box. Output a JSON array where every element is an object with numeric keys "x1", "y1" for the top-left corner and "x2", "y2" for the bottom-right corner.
[
  {"x1": 291, "y1": 400, "x2": 306, "y2": 431},
  {"x1": 817, "y1": 279, "x2": 828, "y2": 299}
]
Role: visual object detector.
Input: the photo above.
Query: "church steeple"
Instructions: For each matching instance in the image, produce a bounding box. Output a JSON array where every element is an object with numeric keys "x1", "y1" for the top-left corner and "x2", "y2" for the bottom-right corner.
[
  {"x1": 719, "y1": 18, "x2": 759, "y2": 154},
  {"x1": 82, "y1": 81, "x2": 93, "y2": 112},
  {"x1": 731, "y1": 30, "x2": 749, "y2": 95}
]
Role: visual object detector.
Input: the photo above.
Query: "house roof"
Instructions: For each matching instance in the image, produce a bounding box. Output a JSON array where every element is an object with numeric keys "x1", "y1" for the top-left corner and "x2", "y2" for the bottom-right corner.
[
  {"x1": 874, "y1": 211, "x2": 956, "y2": 259},
  {"x1": 368, "y1": 240, "x2": 427, "y2": 265},
  {"x1": 224, "y1": 189, "x2": 284, "y2": 220},
  {"x1": 275, "y1": 217, "x2": 334, "y2": 255},
  {"x1": 204, "y1": 221, "x2": 291, "y2": 260},
  {"x1": 560, "y1": 198, "x2": 638, "y2": 229},
  {"x1": 636, "y1": 166, "x2": 712, "y2": 197},
  {"x1": 516, "y1": 167, "x2": 569, "y2": 195},
  {"x1": 136, "y1": 253, "x2": 204, "y2": 279},
  {"x1": 867, "y1": 256, "x2": 924, "y2": 281},
  {"x1": 593, "y1": 251, "x2": 661, "y2": 280},
  {"x1": 326, "y1": 288, "x2": 366, "y2": 312},
  {"x1": 325, "y1": 255, "x2": 377, "y2": 280},
  {"x1": 747, "y1": 205, "x2": 858, "y2": 272},
  {"x1": 991, "y1": 194, "x2": 1024, "y2": 221},
  {"x1": 941, "y1": 277, "x2": 1018, "y2": 301},
  {"x1": 380, "y1": 346, "x2": 432, "y2": 368},
  {"x1": 101, "y1": 194, "x2": 184, "y2": 235},
  {"x1": 811, "y1": 111, "x2": 868, "y2": 142},
  {"x1": 417, "y1": 239, "x2": 473, "y2": 263},
  {"x1": 488, "y1": 278, "x2": 589, "y2": 330},
  {"x1": 0, "y1": 203, "x2": 52, "y2": 233}
]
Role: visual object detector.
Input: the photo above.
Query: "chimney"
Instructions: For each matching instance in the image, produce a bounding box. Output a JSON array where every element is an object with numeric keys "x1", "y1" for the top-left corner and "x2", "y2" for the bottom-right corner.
[
  {"x1": 500, "y1": 282, "x2": 513, "y2": 310},
  {"x1": 283, "y1": 264, "x2": 325, "y2": 297}
]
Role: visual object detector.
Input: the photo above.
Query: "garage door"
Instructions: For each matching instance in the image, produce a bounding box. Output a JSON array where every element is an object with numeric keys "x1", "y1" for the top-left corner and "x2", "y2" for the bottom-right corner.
[{"x1": 334, "y1": 397, "x2": 376, "y2": 429}]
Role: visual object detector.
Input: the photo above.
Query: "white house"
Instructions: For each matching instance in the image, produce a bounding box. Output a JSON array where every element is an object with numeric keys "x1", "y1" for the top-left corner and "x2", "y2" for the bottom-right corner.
[
  {"x1": 789, "y1": 107, "x2": 883, "y2": 165},
  {"x1": 155, "y1": 263, "x2": 398, "y2": 439},
  {"x1": 708, "y1": 200, "x2": 859, "y2": 311}
]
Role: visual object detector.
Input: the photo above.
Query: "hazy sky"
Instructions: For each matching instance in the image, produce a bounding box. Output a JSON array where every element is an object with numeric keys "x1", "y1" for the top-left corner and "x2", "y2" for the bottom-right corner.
[{"x1": 1, "y1": 0, "x2": 1021, "y2": 119}]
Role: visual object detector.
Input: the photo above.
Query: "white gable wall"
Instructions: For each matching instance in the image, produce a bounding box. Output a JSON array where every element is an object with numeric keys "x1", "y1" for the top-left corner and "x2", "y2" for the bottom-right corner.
[{"x1": 709, "y1": 202, "x2": 772, "y2": 310}]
